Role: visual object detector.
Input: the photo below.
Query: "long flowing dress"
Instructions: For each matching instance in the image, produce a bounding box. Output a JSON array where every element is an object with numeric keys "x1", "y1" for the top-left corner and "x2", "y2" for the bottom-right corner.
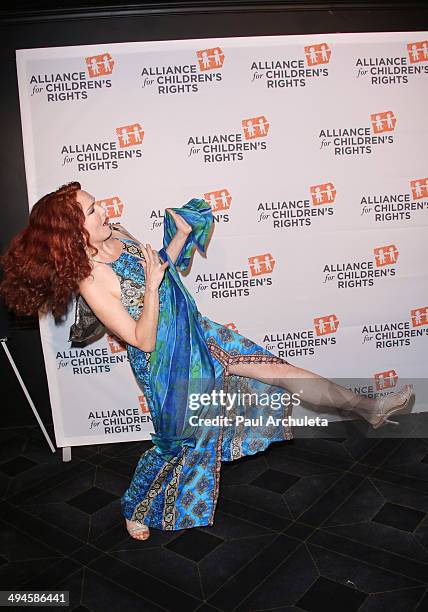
[{"x1": 79, "y1": 199, "x2": 294, "y2": 530}]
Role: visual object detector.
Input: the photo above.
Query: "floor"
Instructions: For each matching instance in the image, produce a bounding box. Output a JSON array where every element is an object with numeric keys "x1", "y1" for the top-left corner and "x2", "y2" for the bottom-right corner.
[{"x1": 1, "y1": 419, "x2": 428, "y2": 611}]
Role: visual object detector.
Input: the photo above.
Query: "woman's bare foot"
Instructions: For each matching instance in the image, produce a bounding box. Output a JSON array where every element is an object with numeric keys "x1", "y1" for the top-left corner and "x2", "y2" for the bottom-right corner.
[
  {"x1": 360, "y1": 384, "x2": 414, "y2": 428},
  {"x1": 126, "y1": 518, "x2": 150, "y2": 540}
]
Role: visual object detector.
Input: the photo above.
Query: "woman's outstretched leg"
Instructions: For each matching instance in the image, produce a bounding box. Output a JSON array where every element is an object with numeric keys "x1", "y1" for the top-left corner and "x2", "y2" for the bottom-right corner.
[{"x1": 227, "y1": 360, "x2": 413, "y2": 428}]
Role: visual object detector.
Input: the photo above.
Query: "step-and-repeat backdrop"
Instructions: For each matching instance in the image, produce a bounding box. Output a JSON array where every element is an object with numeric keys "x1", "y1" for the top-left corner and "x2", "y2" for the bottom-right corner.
[{"x1": 16, "y1": 32, "x2": 428, "y2": 448}]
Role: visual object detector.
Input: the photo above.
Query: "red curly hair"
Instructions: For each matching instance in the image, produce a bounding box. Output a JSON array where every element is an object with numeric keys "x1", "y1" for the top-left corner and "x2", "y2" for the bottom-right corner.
[{"x1": 0, "y1": 181, "x2": 96, "y2": 318}]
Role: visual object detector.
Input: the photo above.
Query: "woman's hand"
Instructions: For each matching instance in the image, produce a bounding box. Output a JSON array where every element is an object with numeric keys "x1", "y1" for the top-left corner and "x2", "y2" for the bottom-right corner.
[
  {"x1": 138, "y1": 244, "x2": 169, "y2": 291},
  {"x1": 166, "y1": 208, "x2": 192, "y2": 236}
]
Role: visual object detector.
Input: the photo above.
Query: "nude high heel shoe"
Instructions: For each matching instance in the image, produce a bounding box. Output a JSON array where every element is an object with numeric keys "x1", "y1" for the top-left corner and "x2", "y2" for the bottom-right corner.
[{"x1": 371, "y1": 384, "x2": 414, "y2": 429}]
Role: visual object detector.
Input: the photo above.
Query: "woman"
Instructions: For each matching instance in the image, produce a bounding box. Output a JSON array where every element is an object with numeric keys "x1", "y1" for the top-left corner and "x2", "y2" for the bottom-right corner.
[{"x1": 0, "y1": 181, "x2": 414, "y2": 541}]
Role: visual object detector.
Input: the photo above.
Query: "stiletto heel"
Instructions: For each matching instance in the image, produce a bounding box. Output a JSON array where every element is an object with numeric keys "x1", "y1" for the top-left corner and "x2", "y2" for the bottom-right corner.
[
  {"x1": 383, "y1": 417, "x2": 400, "y2": 426},
  {"x1": 371, "y1": 384, "x2": 414, "y2": 430}
]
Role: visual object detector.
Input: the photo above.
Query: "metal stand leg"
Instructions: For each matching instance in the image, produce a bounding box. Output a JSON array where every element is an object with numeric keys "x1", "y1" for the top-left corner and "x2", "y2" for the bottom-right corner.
[
  {"x1": 62, "y1": 446, "x2": 71, "y2": 462},
  {"x1": 1, "y1": 338, "x2": 56, "y2": 454}
]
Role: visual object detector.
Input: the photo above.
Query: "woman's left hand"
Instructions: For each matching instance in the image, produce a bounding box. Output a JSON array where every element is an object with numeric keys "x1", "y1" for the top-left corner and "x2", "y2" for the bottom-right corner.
[{"x1": 166, "y1": 208, "x2": 192, "y2": 236}]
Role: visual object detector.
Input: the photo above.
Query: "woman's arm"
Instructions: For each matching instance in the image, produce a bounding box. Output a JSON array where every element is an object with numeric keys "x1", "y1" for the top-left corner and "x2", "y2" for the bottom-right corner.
[
  {"x1": 78, "y1": 275, "x2": 160, "y2": 352},
  {"x1": 134, "y1": 286, "x2": 160, "y2": 352},
  {"x1": 164, "y1": 209, "x2": 191, "y2": 264},
  {"x1": 134, "y1": 243, "x2": 168, "y2": 351},
  {"x1": 79, "y1": 245, "x2": 168, "y2": 352}
]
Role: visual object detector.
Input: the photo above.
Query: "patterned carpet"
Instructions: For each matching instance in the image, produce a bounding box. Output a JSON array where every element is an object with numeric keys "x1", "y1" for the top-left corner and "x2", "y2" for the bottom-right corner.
[{"x1": 1, "y1": 417, "x2": 428, "y2": 611}]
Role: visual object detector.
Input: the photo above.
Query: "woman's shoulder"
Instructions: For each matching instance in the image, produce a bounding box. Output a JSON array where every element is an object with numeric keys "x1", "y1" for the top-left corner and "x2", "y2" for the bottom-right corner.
[
  {"x1": 79, "y1": 235, "x2": 122, "y2": 298},
  {"x1": 79, "y1": 263, "x2": 121, "y2": 301}
]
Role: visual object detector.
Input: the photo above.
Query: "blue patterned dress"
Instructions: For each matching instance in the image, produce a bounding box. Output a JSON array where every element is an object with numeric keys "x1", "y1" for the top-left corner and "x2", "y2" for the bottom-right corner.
[{"x1": 105, "y1": 199, "x2": 293, "y2": 530}]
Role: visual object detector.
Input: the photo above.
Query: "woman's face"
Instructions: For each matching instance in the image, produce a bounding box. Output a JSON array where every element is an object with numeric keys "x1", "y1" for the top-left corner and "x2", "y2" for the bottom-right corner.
[{"x1": 77, "y1": 189, "x2": 111, "y2": 245}]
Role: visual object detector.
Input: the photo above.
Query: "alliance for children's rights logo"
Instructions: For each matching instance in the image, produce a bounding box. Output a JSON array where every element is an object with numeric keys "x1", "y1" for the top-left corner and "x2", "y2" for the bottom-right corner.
[
  {"x1": 195, "y1": 252, "x2": 275, "y2": 299},
  {"x1": 141, "y1": 46, "x2": 224, "y2": 94},
  {"x1": 58, "y1": 334, "x2": 127, "y2": 376},
  {"x1": 374, "y1": 369, "x2": 398, "y2": 390},
  {"x1": 361, "y1": 306, "x2": 428, "y2": 350},
  {"x1": 60, "y1": 123, "x2": 143, "y2": 172},
  {"x1": 322, "y1": 244, "x2": 399, "y2": 289},
  {"x1": 204, "y1": 189, "x2": 231, "y2": 223},
  {"x1": 251, "y1": 42, "x2": 331, "y2": 89},
  {"x1": 360, "y1": 178, "x2": 428, "y2": 222},
  {"x1": 264, "y1": 314, "x2": 339, "y2": 359},
  {"x1": 355, "y1": 39, "x2": 428, "y2": 85},
  {"x1": 257, "y1": 182, "x2": 336, "y2": 229},
  {"x1": 96, "y1": 196, "x2": 124, "y2": 220},
  {"x1": 187, "y1": 116, "x2": 269, "y2": 163},
  {"x1": 319, "y1": 111, "x2": 397, "y2": 156},
  {"x1": 147, "y1": 189, "x2": 232, "y2": 230},
  {"x1": 348, "y1": 368, "x2": 404, "y2": 399},
  {"x1": 87, "y1": 394, "x2": 152, "y2": 436},
  {"x1": 29, "y1": 53, "x2": 114, "y2": 102}
]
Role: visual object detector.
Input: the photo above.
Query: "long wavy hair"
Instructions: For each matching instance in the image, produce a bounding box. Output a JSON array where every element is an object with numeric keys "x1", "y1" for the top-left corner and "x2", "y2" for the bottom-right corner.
[{"x1": 0, "y1": 181, "x2": 97, "y2": 318}]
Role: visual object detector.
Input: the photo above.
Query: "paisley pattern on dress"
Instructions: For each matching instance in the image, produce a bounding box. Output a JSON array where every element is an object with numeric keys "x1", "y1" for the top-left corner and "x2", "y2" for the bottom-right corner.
[{"x1": 119, "y1": 277, "x2": 145, "y2": 312}]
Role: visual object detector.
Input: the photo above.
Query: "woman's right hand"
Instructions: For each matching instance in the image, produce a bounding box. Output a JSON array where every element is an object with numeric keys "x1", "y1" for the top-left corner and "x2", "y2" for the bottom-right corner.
[{"x1": 139, "y1": 244, "x2": 169, "y2": 291}]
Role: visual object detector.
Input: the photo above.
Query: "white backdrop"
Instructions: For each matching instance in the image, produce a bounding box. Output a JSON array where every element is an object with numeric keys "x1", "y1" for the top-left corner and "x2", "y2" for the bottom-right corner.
[{"x1": 15, "y1": 31, "x2": 428, "y2": 448}]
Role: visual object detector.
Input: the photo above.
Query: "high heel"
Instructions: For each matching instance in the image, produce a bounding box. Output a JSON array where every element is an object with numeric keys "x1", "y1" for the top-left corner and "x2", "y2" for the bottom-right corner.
[{"x1": 370, "y1": 384, "x2": 414, "y2": 430}]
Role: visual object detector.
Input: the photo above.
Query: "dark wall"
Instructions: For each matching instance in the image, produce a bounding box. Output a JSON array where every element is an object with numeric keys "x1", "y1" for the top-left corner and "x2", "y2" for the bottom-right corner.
[{"x1": 0, "y1": 1, "x2": 426, "y2": 429}]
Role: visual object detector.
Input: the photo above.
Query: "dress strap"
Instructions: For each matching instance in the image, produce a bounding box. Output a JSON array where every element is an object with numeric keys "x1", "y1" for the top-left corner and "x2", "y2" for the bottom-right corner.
[
  {"x1": 119, "y1": 239, "x2": 146, "y2": 260},
  {"x1": 90, "y1": 236, "x2": 146, "y2": 265}
]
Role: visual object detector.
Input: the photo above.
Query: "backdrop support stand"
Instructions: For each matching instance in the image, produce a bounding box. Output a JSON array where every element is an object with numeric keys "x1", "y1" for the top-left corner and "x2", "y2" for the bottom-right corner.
[
  {"x1": 1, "y1": 337, "x2": 56, "y2": 454},
  {"x1": 62, "y1": 447, "x2": 71, "y2": 462}
]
